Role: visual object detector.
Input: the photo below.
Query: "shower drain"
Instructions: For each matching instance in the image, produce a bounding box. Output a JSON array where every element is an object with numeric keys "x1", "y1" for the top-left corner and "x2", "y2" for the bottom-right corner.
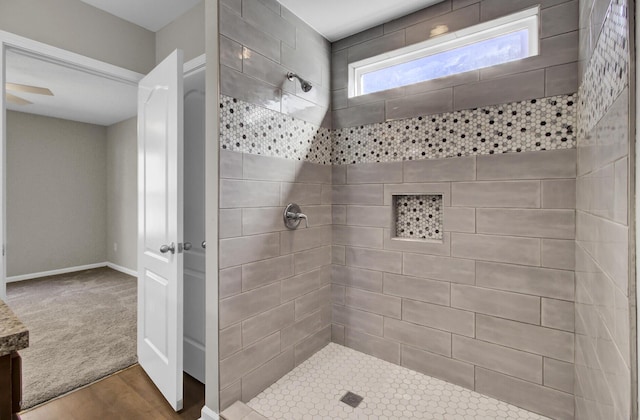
[{"x1": 340, "y1": 391, "x2": 364, "y2": 408}]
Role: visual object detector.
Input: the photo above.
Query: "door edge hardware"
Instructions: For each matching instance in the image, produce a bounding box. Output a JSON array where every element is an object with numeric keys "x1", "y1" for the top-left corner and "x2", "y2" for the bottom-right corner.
[{"x1": 160, "y1": 242, "x2": 176, "y2": 254}]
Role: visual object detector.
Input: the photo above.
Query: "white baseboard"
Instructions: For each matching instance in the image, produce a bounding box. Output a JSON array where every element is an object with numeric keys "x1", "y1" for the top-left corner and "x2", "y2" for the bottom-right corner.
[
  {"x1": 7, "y1": 261, "x2": 139, "y2": 283},
  {"x1": 7, "y1": 262, "x2": 108, "y2": 283},
  {"x1": 184, "y1": 337, "x2": 206, "y2": 383},
  {"x1": 106, "y1": 262, "x2": 138, "y2": 278},
  {"x1": 200, "y1": 405, "x2": 220, "y2": 420}
]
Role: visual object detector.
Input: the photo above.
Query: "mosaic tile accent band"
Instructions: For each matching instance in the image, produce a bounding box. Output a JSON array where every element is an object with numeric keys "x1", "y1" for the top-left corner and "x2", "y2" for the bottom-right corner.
[
  {"x1": 332, "y1": 95, "x2": 576, "y2": 164},
  {"x1": 578, "y1": 0, "x2": 629, "y2": 136},
  {"x1": 220, "y1": 94, "x2": 577, "y2": 165},
  {"x1": 220, "y1": 95, "x2": 332, "y2": 165},
  {"x1": 395, "y1": 195, "x2": 443, "y2": 240}
]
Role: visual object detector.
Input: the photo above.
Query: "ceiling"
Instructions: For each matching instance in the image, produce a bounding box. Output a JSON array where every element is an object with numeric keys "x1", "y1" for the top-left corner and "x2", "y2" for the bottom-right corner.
[
  {"x1": 81, "y1": 0, "x2": 445, "y2": 42},
  {"x1": 277, "y1": 0, "x2": 445, "y2": 41},
  {"x1": 80, "y1": 0, "x2": 201, "y2": 31},
  {"x1": 6, "y1": 49, "x2": 138, "y2": 126}
]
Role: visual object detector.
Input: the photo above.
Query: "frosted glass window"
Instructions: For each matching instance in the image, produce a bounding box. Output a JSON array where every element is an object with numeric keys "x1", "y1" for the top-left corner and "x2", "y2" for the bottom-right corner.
[
  {"x1": 348, "y1": 7, "x2": 539, "y2": 98},
  {"x1": 361, "y1": 30, "x2": 529, "y2": 95}
]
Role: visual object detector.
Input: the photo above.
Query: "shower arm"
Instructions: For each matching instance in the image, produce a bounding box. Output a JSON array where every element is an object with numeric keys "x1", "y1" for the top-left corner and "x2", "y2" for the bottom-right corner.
[{"x1": 286, "y1": 72, "x2": 312, "y2": 92}]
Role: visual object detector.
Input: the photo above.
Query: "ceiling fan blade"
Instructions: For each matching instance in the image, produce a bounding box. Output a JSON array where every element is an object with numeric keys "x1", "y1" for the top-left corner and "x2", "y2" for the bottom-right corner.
[
  {"x1": 6, "y1": 82, "x2": 53, "y2": 96},
  {"x1": 6, "y1": 93, "x2": 33, "y2": 106}
]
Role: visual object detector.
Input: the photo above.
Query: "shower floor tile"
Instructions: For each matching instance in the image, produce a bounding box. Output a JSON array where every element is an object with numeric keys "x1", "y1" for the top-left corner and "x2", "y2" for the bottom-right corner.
[{"x1": 248, "y1": 343, "x2": 549, "y2": 420}]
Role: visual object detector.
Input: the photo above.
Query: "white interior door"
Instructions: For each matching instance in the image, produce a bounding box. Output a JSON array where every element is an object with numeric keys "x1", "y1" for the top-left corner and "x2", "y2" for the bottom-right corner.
[
  {"x1": 183, "y1": 70, "x2": 206, "y2": 383},
  {"x1": 137, "y1": 49, "x2": 184, "y2": 411}
]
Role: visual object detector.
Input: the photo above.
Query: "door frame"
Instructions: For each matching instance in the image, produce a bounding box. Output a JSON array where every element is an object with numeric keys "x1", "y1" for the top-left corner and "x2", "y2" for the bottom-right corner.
[
  {"x1": 0, "y1": 31, "x2": 219, "y2": 415},
  {"x1": 0, "y1": 30, "x2": 143, "y2": 301},
  {"x1": 0, "y1": 31, "x2": 205, "y2": 298}
]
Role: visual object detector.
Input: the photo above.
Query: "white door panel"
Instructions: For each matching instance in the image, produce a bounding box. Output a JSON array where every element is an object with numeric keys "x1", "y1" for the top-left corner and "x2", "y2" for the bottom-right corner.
[
  {"x1": 137, "y1": 49, "x2": 184, "y2": 411},
  {"x1": 183, "y1": 86, "x2": 206, "y2": 382}
]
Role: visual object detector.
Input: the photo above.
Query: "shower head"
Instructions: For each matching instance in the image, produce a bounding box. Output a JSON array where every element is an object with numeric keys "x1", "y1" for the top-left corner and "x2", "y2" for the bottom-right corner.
[{"x1": 287, "y1": 72, "x2": 312, "y2": 92}]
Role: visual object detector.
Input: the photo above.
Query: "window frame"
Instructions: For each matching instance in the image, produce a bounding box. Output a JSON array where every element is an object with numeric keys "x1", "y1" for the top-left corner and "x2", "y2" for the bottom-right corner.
[{"x1": 348, "y1": 6, "x2": 540, "y2": 98}]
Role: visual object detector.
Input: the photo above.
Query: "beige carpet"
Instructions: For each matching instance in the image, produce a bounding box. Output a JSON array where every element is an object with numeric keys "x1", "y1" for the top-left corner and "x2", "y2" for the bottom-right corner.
[{"x1": 6, "y1": 267, "x2": 137, "y2": 409}]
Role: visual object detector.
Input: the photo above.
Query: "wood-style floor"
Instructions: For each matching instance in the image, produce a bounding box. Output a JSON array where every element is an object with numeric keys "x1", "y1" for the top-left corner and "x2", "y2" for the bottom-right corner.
[{"x1": 20, "y1": 365, "x2": 205, "y2": 420}]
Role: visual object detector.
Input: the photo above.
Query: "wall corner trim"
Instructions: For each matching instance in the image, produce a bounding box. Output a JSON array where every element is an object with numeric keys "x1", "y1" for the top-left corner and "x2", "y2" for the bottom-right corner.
[
  {"x1": 106, "y1": 262, "x2": 138, "y2": 278},
  {"x1": 200, "y1": 405, "x2": 220, "y2": 420}
]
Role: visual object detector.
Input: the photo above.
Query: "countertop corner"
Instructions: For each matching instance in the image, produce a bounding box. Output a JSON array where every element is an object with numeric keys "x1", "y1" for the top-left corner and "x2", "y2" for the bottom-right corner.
[{"x1": 0, "y1": 298, "x2": 29, "y2": 356}]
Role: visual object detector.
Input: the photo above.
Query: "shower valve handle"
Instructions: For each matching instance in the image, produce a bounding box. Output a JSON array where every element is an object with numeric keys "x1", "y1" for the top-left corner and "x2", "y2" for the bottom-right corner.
[
  {"x1": 287, "y1": 211, "x2": 309, "y2": 228},
  {"x1": 284, "y1": 203, "x2": 309, "y2": 229}
]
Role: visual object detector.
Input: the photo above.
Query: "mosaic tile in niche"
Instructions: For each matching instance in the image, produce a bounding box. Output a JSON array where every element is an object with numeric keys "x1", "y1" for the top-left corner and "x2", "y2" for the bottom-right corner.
[
  {"x1": 219, "y1": 95, "x2": 332, "y2": 165},
  {"x1": 578, "y1": 0, "x2": 629, "y2": 137},
  {"x1": 332, "y1": 94, "x2": 576, "y2": 164},
  {"x1": 395, "y1": 195, "x2": 443, "y2": 240}
]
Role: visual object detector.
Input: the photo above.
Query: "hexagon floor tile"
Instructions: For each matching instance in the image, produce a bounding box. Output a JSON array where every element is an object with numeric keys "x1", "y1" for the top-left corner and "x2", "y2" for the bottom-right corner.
[{"x1": 248, "y1": 343, "x2": 550, "y2": 420}]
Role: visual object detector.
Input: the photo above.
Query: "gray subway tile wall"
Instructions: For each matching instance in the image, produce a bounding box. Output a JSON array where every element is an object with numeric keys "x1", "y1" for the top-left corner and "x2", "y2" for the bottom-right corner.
[
  {"x1": 476, "y1": 315, "x2": 574, "y2": 362},
  {"x1": 451, "y1": 180, "x2": 541, "y2": 208},
  {"x1": 451, "y1": 232, "x2": 542, "y2": 266},
  {"x1": 451, "y1": 284, "x2": 541, "y2": 324},
  {"x1": 212, "y1": 0, "x2": 635, "y2": 418},
  {"x1": 575, "y1": 0, "x2": 633, "y2": 419},
  {"x1": 218, "y1": 4, "x2": 336, "y2": 405},
  {"x1": 383, "y1": 318, "x2": 452, "y2": 358},
  {"x1": 476, "y1": 149, "x2": 577, "y2": 180},
  {"x1": 452, "y1": 335, "x2": 544, "y2": 384},
  {"x1": 331, "y1": 265, "x2": 383, "y2": 292},
  {"x1": 474, "y1": 208, "x2": 576, "y2": 239},
  {"x1": 344, "y1": 328, "x2": 401, "y2": 364},
  {"x1": 219, "y1": 151, "x2": 333, "y2": 408},
  {"x1": 219, "y1": 0, "x2": 330, "y2": 127},
  {"x1": 402, "y1": 345, "x2": 476, "y2": 390},
  {"x1": 543, "y1": 358, "x2": 575, "y2": 394},
  {"x1": 478, "y1": 31, "x2": 578, "y2": 82},
  {"x1": 545, "y1": 62, "x2": 580, "y2": 97},
  {"x1": 404, "y1": 4, "x2": 481, "y2": 46},
  {"x1": 476, "y1": 368, "x2": 574, "y2": 420},
  {"x1": 476, "y1": 261, "x2": 575, "y2": 300},
  {"x1": 330, "y1": 150, "x2": 577, "y2": 419},
  {"x1": 330, "y1": 0, "x2": 579, "y2": 129},
  {"x1": 453, "y1": 69, "x2": 546, "y2": 111}
]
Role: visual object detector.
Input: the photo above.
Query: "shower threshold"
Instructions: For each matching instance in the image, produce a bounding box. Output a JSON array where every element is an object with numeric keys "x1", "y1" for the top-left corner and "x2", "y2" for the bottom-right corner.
[{"x1": 246, "y1": 343, "x2": 550, "y2": 419}]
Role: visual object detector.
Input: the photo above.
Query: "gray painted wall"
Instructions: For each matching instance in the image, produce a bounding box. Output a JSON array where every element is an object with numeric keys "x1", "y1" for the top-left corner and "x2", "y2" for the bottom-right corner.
[
  {"x1": 156, "y1": 1, "x2": 205, "y2": 64},
  {"x1": 106, "y1": 117, "x2": 138, "y2": 272},
  {"x1": 0, "y1": 0, "x2": 156, "y2": 74},
  {"x1": 331, "y1": 0, "x2": 579, "y2": 128},
  {"x1": 219, "y1": 0, "x2": 331, "y2": 127},
  {"x1": 6, "y1": 111, "x2": 108, "y2": 277}
]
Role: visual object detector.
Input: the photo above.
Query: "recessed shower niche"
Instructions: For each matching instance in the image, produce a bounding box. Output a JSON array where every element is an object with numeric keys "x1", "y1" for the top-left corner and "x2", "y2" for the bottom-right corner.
[
  {"x1": 393, "y1": 194, "x2": 443, "y2": 241},
  {"x1": 384, "y1": 185, "x2": 450, "y2": 254}
]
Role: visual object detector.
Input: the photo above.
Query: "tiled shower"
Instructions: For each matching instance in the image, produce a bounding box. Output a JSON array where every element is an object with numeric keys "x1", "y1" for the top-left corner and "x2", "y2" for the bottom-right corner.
[{"x1": 217, "y1": 0, "x2": 635, "y2": 419}]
